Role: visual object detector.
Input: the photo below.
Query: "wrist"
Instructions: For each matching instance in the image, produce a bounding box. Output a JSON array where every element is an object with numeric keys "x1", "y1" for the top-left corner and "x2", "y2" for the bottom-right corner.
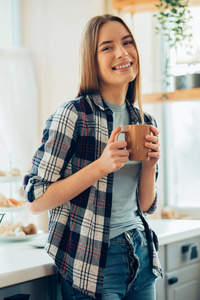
[
  {"x1": 96, "y1": 158, "x2": 108, "y2": 178},
  {"x1": 141, "y1": 163, "x2": 156, "y2": 173}
]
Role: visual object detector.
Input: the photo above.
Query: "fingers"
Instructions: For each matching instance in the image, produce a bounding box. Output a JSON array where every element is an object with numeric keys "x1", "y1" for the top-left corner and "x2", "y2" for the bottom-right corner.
[
  {"x1": 145, "y1": 126, "x2": 160, "y2": 146},
  {"x1": 145, "y1": 126, "x2": 161, "y2": 159},
  {"x1": 109, "y1": 139, "x2": 127, "y2": 150},
  {"x1": 147, "y1": 143, "x2": 161, "y2": 158},
  {"x1": 150, "y1": 125, "x2": 159, "y2": 136},
  {"x1": 108, "y1": 125, "x2": 122, "y2": 144}
]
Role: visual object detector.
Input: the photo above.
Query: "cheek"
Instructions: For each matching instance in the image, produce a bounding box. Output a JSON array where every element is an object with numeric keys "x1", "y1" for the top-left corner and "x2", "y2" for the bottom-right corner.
[{"x1": 97, "y1": 56, "x2": 109, "y2": 78}]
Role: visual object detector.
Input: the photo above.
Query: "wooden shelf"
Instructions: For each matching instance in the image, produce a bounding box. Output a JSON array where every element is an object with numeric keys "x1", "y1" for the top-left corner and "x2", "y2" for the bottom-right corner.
[
  {"x1": 112, "y1": 0, "x2": 200, "y2": 13},
  {"x1": 142, "y1": 88, "x2": 200, "y2": 104}
]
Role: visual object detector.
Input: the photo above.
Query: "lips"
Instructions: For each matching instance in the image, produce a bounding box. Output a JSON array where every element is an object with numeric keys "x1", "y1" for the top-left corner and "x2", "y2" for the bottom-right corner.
[{"x1": 112, "y1": 62, "x2": 132, "y2": 70}]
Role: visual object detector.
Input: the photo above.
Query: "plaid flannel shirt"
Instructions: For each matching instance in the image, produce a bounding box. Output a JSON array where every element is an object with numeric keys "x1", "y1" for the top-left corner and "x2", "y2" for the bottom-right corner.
[{"x1": 24, "y1": 93, "x2": 162, "y2": 298}]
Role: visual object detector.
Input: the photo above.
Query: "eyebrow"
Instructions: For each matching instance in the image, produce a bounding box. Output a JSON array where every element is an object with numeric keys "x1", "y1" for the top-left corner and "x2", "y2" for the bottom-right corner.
[{"x1": 98, "y1": 34, "x2": 133, "y2": 48}]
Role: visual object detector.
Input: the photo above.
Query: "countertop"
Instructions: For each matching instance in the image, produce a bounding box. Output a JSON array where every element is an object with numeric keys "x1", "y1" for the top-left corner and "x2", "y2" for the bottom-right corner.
[
  {"x1": 0, "y1": 233, "x2": 54, "y2": 289},
  {"x1": 1, "y1": 219, "x2": 200, "y2": 289},
  {"x1": 149, "y1": 219, "x2": 200, "y2": 246}
]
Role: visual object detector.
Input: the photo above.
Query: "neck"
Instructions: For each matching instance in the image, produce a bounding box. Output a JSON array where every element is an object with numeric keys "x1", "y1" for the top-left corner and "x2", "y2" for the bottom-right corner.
[{"x1": 99, "y1": 84, "x2": 128, "y2": 106}]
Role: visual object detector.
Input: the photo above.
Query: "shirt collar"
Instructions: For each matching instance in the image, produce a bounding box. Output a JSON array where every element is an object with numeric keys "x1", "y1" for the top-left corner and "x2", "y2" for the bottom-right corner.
[
  {"x1": 86, "y1": 93, "x2": 108, "y2": 111},
  {"x1": 87, "y1": 93, "x2": 141, "y2": 124}
]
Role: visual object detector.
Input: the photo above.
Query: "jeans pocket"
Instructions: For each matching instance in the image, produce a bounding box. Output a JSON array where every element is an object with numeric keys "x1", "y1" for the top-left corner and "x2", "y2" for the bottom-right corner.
[{"x1": 138, "y1": 230, "x2": 148, "y2": 246}]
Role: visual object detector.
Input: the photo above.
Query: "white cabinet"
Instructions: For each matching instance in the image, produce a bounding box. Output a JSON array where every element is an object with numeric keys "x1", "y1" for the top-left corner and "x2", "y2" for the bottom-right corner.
[
  {"x1": 166, "y1": 263, "x2": 200, "y2": 300},
  {"x1": 156, "y1": 236, "x2": 200, "y2": 300},
  {"x1": 156, "y1": 246, "x2": 165, "y2": 300}
]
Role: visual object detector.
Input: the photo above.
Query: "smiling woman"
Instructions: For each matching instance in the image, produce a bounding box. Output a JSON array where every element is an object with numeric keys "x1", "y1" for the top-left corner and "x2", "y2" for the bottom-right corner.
[
  {"x1": 24, "y1": 14, "x2": 162, "y2": 300},
  {"x1": 78, "y1": 14, "x2": 144, "y2": 122}
]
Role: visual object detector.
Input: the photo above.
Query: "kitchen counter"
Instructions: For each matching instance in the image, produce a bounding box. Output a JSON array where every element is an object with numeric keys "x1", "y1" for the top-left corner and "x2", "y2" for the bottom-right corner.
[
  {"x1": 0, "y1": 233, "x2": 54, "y2": 289},
  {"x1": 1, "y1": 219, "x2": 200, "y2": 289},
  {"x1": 149, "y1": 219, "x2": 200, "y2": 246}
]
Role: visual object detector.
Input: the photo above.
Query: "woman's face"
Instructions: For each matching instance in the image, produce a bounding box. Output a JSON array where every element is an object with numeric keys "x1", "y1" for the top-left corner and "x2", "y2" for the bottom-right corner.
[{"x1": 96, "y1": 21, "x2": 138, "y2": 91}]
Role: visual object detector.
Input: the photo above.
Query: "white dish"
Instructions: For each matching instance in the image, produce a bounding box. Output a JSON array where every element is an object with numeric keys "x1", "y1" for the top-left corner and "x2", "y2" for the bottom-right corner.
[
  {"x1": 0, "y1": 205, "x2": 26, "y2": 213},
  {"x1": 0, "y1": 231, "x2": 44, "y2": 243}
]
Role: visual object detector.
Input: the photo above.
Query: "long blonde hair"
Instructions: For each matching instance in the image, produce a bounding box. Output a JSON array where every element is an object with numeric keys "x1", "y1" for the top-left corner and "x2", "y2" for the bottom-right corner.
[{"x1": 77, "y1": 14, "x2": 144, "y2": 123}]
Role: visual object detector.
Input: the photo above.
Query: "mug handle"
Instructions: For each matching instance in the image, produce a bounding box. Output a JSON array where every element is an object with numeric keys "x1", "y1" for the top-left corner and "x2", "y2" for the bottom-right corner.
[
  {"x1": 114, "y1": 130, "x2": 128, "y2": 142},
  {"x1": 114, "y1": 130, "x2": 131, "y2": 154}
]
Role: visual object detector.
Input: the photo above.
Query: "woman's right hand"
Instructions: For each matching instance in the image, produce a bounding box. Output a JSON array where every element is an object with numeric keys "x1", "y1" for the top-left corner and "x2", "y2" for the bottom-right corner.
[{"x1": 97, "y1": 125, "x2": 129, "y2": 176}]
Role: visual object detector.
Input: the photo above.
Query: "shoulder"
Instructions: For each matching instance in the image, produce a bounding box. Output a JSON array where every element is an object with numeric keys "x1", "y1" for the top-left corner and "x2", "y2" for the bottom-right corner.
[
  {"x1": 47, "y1": 96, "x2": 88, "y2": 121},
  {"x1": 57, "y1": 95, "x2": 87, "y2": 113},
  {"x1": 132, "y1": 107, "x2": 157, "y2": 127},
  {"x1": 143, "y1": 110, "x2": 157, "y2": 127},
  {"x1": 57, "y1": 95, "x2": 94, "y2": 115}
]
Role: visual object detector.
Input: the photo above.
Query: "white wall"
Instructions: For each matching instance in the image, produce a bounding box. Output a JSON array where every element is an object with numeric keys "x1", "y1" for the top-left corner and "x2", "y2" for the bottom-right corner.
[
  {"x1": 21, "y1": 0, "x2": 106, "y2": 139},
  {"x1": 0, "y1": 0, "x2": 12, "y2": 48},
  {"x1": 21, "y1": 0, "x2": 162, "y2": 138}
]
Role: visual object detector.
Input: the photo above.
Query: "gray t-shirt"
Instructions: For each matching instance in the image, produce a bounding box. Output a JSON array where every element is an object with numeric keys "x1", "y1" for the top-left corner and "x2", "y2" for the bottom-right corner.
[{"x1": 104, "y1": 100, "x2": 144, "y2": 239}]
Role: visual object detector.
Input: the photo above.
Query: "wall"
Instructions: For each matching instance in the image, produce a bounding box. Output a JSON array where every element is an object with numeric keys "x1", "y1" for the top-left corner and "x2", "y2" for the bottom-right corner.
[
  {"x1": 21, "y1": 0, "x2": 162, "y2": 138},
  {"x1": 0, "y1": 0, "x2": 12, "y2": 48},
  {"x1": 21, "y1": 0, "x2": 106, "y2": 141}
]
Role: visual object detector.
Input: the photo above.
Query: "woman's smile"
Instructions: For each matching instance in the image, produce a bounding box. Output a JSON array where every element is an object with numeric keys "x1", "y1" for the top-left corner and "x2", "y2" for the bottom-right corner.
[{"x1": 112, "y1": 61, "x2": 133, "y2": 70}]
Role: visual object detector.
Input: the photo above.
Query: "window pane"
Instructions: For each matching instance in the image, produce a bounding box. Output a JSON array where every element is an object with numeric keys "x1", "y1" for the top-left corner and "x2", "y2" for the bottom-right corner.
[{"x1": 164, "y1": 100, "x2": 200, "y2": 207}]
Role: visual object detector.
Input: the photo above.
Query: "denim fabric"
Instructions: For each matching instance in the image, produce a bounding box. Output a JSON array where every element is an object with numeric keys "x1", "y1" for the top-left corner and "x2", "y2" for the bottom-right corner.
[{"x1": 60, "y1": 229, "x2": 157, "y2": 300}]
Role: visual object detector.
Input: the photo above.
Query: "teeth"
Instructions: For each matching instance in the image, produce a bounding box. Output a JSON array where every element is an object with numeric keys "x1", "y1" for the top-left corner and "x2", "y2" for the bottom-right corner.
[{"x1": 115, "y1": 63, "x2": 131, "y2": 70}]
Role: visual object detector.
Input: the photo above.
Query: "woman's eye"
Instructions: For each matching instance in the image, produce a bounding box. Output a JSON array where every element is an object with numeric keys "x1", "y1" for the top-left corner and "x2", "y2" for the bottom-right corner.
[
  {"x1": 102, "y1": 46, "x2": 112, "y2": 51},
  {"x1": 124, "y1": 40, "x2": 133, "y2": 45}
]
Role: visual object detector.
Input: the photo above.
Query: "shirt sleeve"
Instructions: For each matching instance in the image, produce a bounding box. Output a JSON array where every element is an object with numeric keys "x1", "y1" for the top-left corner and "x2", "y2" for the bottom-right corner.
[
  {"x1": 145, "y1": 163, "x2": 158, "y2": 214},
  {"x1": 23, "y1": 102, "x2": 78, "y2": 202},
  {"x1": 143, "y1": 112, "x2": 159, "y2": 215}
]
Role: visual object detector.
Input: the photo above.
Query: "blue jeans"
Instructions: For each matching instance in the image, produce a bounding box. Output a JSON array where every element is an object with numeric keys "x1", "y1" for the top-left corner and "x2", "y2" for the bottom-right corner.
[{"x1": 60, "y1": 229, "x2": 157, "y2": 300}]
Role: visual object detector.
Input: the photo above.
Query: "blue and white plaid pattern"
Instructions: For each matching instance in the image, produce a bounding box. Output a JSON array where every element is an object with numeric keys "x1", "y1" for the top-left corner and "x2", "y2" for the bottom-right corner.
[{"x1": 24, "y1": 93, "x2": 162, "y2": 298}]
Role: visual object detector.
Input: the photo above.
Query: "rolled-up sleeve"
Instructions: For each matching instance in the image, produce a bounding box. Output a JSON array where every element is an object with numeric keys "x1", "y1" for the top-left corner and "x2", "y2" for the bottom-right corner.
[
  {"x1": 24, "y1": 102, "x2": 78, "y2": 202},
  {"x1": 141, "y1": 113, "x2": 159, "y2": 215},
  {"x1": 145, "y1": 163, "x2": 158, "y2": 214}
]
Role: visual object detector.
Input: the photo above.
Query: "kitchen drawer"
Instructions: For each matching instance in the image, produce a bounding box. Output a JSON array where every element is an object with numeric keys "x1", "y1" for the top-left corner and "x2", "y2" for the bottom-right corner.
[
  {"x1": 166, "y1": 262, "x2": 200, "y2": 300},
  {"x1": 166, "y1": 236, "x2": 200, "y2": 271}
]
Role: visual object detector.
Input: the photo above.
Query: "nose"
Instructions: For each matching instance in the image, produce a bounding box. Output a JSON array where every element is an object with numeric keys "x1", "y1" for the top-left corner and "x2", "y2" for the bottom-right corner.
[{"x1": 115, "y1": 45, "x2": 128, "y2": 59}]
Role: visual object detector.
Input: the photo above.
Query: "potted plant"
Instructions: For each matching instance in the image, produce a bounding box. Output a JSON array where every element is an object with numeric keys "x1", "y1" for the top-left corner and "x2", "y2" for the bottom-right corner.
[{"x1": 153, "y1": 0, "x2": 193, "y2": 90}]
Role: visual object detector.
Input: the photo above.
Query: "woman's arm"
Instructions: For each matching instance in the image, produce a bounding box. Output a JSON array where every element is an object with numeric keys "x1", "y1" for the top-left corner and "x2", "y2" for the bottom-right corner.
[
  {"x1": 27, "y1": 125, "x2": 129, "y2": 214},
  {"x1": 138, "y1": 125, "x2": 161, "y2": 213}
]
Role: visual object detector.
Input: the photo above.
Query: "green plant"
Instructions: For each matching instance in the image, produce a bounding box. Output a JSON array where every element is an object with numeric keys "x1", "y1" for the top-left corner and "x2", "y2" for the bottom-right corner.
[
  {"x1": 154, "y1": 0, "x2": 193, "y2": 47},
  {"x1": 153, "y1": 0, "x2": 193, "y2": 90}
]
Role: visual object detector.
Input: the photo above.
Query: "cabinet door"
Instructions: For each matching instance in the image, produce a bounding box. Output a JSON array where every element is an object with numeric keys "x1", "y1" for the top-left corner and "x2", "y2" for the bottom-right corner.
[
  {"x1": 166, "y1": 263, "x2": 200, "y2": 300},
  {"x1": 156, "y1": 246, "x2": 165, "y2": 300}
]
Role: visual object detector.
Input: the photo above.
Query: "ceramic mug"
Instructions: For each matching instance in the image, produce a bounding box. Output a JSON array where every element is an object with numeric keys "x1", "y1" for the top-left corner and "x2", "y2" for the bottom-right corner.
[{"x1": 114, "y1": 124, "x2": 152, "y2": 161}]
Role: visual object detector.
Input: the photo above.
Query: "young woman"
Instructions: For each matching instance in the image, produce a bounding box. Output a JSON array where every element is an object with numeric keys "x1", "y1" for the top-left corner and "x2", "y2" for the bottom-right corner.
[{"x1": 24, "y1": 14, "x2": 162, "y2": 300}]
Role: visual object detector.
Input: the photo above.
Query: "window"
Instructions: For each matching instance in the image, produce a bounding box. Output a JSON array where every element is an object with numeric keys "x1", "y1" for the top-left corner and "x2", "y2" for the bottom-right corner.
[
  {"x1": 162, "y1": 6, "x2": 200, "y2": 209},
  {"x1": 0, "y1": 1, "x2": 38, "y2": 174},
  {"x1": 0, "y1": 1, "x2": 39, "y2": 226},
  {"x1": 163, "y1": 100, "x2": 200, "y2": 208},
  {"x1": 171, "y1": 6, "x2": 200, "y2": 88}
]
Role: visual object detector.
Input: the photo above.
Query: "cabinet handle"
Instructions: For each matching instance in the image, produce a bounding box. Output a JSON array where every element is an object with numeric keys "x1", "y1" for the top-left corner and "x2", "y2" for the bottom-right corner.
[
  {"x1": 191, "y1": 245, "x2": 198, "y2": 259},
  {"x1": 182, "y1": 243, "x2": 198, "y2": 260},
  {"x1": 168, "y1": 277, "x2": 178, "y2": 285}
]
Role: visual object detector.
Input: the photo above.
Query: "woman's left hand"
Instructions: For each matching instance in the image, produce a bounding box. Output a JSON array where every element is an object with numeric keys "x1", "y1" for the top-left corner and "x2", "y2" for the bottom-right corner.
[{"x1": 143, "y1": 125, "x2": 161, "y2": 168}]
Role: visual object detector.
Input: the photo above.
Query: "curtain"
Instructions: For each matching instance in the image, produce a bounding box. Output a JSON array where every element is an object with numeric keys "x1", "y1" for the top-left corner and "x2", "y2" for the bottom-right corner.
[{"x1": 0, "y1": 48, "x2": 38, "y2": 174}]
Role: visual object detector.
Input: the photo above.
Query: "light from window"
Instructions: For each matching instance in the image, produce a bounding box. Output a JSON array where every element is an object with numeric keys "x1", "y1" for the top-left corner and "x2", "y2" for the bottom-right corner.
[{"x1": 163, "y1": 100, "x2": 200, "y2": 208}]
